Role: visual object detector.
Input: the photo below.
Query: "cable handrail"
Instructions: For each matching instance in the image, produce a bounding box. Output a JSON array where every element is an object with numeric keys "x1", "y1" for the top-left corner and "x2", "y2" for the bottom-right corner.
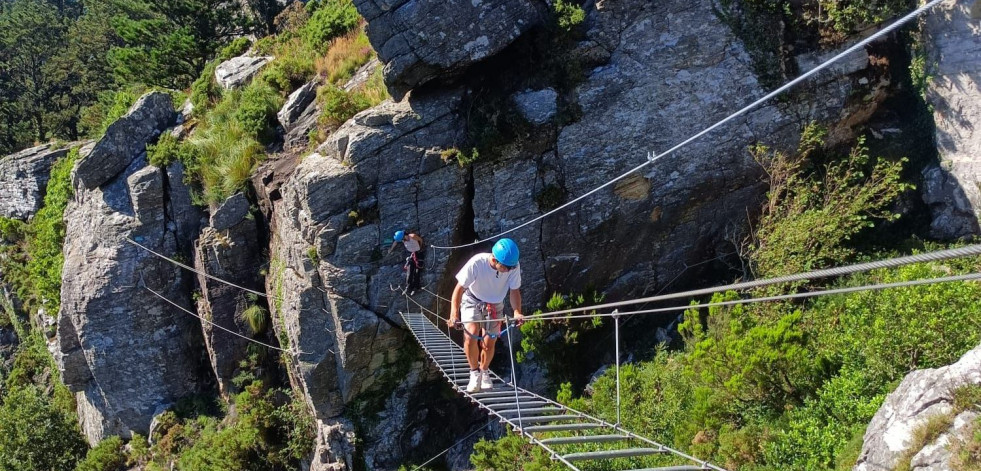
[{"x1": 430, "y1": 0, "x2": 943, "y2": 250}]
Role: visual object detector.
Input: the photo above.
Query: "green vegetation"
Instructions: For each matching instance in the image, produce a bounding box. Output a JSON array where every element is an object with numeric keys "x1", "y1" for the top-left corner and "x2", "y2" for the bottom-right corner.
[
  {"x1": 0, "y1": 149, "x2": 77, "y2": 323},
  {"x1": 748, "y1": 124, "x2": 913, "y2": 278},
  {"x1": 475, "y1": 125, "x2": 980, "y2": 470},
  {"x1": 0, "y1": 385, "x2": 88, "y2": 471},
  {"x1": 0, "y1": 0, "x2": 278, "y2": 155},
  {"x1": 302, "y1": 0, "x2": 361, "y2": 53},
  {"x1": 132, "y1": 363, "x2": 314, "y2": 471},
  {"x1": 75, "y1": 436, "x2": 126, "y2": 471},
  {"x1": 552, "y1": 0, "x2": 586, "y2": 33},
  {"x1": 518, "y1": 291, "x2": 604, "y2": 389},
  {"x1": 239, "y1": 304, "x2": 270, "y2": 336}
]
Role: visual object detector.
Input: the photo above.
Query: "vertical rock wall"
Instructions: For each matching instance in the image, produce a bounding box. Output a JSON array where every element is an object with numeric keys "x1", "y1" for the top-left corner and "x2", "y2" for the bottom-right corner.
[
  {"x1": 921, "y1": 0, "x2": 981, "y2": 239},
  {"x1": 55, "y1": 93, "x2": 207, "y2": 444}
]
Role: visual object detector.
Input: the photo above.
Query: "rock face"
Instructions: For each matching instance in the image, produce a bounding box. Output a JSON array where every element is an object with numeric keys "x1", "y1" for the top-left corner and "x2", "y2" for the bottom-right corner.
[
  {"x1": 266, "y1": 89, "x2": 468, "y2": 469},
  {"x1": 215, "y1": 55, "x2": 273, "y2": 89},
  {"x1": 0, "y1": 143, "x2": 70, "y2": 220},
  {"x1": 279, "y1": 81, "x2": 320, "y2": 151},
  {"x1": 854, "y1": 344, "x2": 981, "y2": 471},
  {"x1": 74, "y1": 92, "x2": 176, "y2": 190},
  {"x1": 921, "y1": 0, "x2": 981, "y2": 239},
  {"x1": 512, "y1": 88, "x2": 558, "y2": 125},
  {"x1": 56, "y1": 97, "x2": 204, "y2": 444},
  {"x1": 194, "y1": 193, "x2": 265, "y2": 396},
  {"x1": 352, "y1": 0, "x2": 545, "y2": 100}
]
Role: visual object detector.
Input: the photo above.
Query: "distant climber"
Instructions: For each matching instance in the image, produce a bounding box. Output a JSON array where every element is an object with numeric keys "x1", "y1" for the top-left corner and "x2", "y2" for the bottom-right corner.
[
  {"x1": 447, "y1": 238, "x2": 525, "y2": 393},
  {"x1": 389, "y1": 230, "x2": 425, "y2": 295}
]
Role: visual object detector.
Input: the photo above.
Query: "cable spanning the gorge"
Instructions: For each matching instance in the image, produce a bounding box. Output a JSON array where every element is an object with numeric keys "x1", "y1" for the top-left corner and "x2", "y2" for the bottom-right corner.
[{"x1": 430, "y1": 0, "x2": 944, "y2": 251}]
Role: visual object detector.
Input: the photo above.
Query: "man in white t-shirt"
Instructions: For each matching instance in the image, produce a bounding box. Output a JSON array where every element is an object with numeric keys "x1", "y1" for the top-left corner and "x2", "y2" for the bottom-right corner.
[{"x1": 447, "y1": 238, "x2": 525, "y2": 393}]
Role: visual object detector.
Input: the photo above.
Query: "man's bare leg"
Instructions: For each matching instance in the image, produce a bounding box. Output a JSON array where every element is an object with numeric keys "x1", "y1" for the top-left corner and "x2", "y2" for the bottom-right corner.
[
  {"x1": 464, "y1": 323, "x2": 481, "y2": 370},
  {"x1": 480, "y1": 337, "x2": 497, "y2": 371}
]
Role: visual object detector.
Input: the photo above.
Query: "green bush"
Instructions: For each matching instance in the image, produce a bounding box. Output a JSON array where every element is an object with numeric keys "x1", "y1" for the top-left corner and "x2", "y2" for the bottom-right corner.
[
  {"x1": 219, "y1": 37, "x2": 252, "y2": 62},
  {"x1": 191, "y1": 61, "x2": 223, "y2": 117},
  {"x1": 166, "y1": 381, "x2": 315, "y2": 471},
  {"x1": 553, "y1": 0, "x2": 585, "y2": 33},
  {"x1": 517, "y1": 291, "x2": 604, "y2": 389},
  {"x1": 316, "y1": 84, "x2": 373, "y2": 130},
  {"x1": 302, "y1": 0, "x2": 361, "y2": 52},
  {"x1": 749, "y1": 124, "x2": 912, "y2": 278},
  {"x1": 0, "y1": 386, "x2": 88, "y2": 471},
  {"x1": 257, "y1": 38, "x2": 317, "y2": 94},
  {"x1": 235, "y1": 82, "x2": 281, "y2": 143},
  {"x1": 147, "y1": 133, "x2": 193, "y2": 168},
  {"x1": 75, "y1": 436, "x2": 126, "y2": 471}
]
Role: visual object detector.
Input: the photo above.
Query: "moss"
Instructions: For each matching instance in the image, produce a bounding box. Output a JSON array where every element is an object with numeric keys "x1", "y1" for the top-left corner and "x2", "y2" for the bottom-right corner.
[
  {"x1": 895, "y1": 412, "x2": 956, "y2": 471},
  {"x1": 535, "y1": 184, "x2": 566, "y2": 211}
]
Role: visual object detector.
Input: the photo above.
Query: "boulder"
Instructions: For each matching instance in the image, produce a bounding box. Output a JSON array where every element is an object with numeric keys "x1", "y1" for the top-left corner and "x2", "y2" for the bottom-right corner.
[
  {"x1": 194, "y1": 214, "x2": 265, "y2": 396},
  {"x1": 342, "y1": 58, "x2": 380, "y2": 92},
  {"x1": 512, "y1": 88, "x2": 558, "y2": 125},
  {"x1": 921, "y1": 0, "x2": 981, "y2": 239},
  {"x1": 215, "y1": 55, "x2": 273, "y2": 89},
  {"x1": 74, "y1": 92, "x2": 176, "y2": 190},
  {"x1": 210, "y1": 192, "x2": 251, "y2": 231},
  {"x1": 0, "y1": 143, "x2": 69, "y2": 220},
  {"x1": 278, "y1": 81, "x2": 320, "y2": 151},
  {"x1": 353, "y1": 0, "x2": 545, "y2": 99},
  {"x1": 854, "y1": 344, "x2": 981, "y2": 471},
  {"x1": 57, "y1": 152, "x2": 206, "y2": 444},
  {"x1": 278, "y1": 81, "x2": 318, "y2": 129}
]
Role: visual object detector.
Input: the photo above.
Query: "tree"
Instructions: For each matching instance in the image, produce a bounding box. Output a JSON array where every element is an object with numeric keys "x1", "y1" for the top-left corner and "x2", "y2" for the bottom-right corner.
[
  {"x1": 0, "y1": 0, "x2": 70, "y2": 147},
  {"x1": 107, "y1": 0, "x2": 251, "y2": 88},
  {"x1": 0, "y1": 386, "x2": 88, "y2": 471}
]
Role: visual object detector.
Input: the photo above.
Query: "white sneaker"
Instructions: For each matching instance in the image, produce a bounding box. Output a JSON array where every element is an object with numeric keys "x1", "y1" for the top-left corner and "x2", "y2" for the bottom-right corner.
[
  {"x1": 480, "y1": 370, "x2": 494, "y2": 390},
  {"x1": 466, "y1": 370, "x2": 481, "y2": 393}
]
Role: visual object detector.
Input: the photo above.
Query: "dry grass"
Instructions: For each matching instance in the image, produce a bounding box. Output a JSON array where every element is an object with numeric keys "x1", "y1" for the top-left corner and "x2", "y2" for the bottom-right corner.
[
  {"x1": 315, "y1": 25, "x2": 374, "y2": 85},
  {"x1": 895, "y1": 412, "x2": 955, "y2": 471}
]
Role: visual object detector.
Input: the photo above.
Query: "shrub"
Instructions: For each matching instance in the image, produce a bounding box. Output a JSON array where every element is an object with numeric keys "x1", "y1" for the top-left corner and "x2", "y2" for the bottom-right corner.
[
  {"x1": 75, "y1": 436, "x2": 126, "y2": 471},
  {"x1": 0, "y1": 386, "x2": 88, "y2": 471},
  {"x1": 239, "y1": 305, "x2": 269, "y2": 335},
  {"x1": 235, "y1": 82, "x2": 281, "y2": 143},
  {"x1": 553, "y1": 0, "x2": 585, "y2": 33},
  {"x1": 302, "y1": 0, "x2": 361, "y2": 52},
  {"x1": 218, "y1": 37, "x2": 252, "y2": 62},
  {"x1": 518, "y1": 291, "x2": 605, "y2": 388},
  {"x1": 191, "y1": 61, "x2": 223, "y2": 117},
  {"x1": 748, "y1": 124, "x2": 913, "y2": 278},
  {"x1": 316, "y1": 84, "x2": 372, "y2": 130},
  {"x1": 258, "y1": 42, "x2": 317, "y2": 94},
  {"x1": 147, "y1": 133, "x2": 188, "y2": 168}
]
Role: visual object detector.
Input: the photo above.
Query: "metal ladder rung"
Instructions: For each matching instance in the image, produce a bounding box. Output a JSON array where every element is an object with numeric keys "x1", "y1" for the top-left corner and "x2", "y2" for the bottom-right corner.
[
  {"x1": 481, "y1": 396, "x2": 539, "y2": 404},
  {"x1": 497, "y1": 407, "x2": 562, "y2": 415},
  {"x1": 509, "y1": 414, "x2": 581, "y2": 424},
  {"x1": 622, "y1": 467, "x2": 708, "y2": 471},
  {"x1": 540, "y1": 434, "x2": 632, "y2": 445},
  {"x1": 470, "y1": 389, "x2": 519, "y2": 398},
  {"x1": 488, "y1": 401, "x2": 550, "y2": 409},
  {"x1": 522, "y1": 423, "x2": 602, "y2": 433},
  {"x1": 562, "y1": 448, "x2": 665, "y2": 462}
]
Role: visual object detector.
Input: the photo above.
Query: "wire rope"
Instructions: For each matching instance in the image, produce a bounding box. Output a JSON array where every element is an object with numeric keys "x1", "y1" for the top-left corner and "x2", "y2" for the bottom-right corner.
[{"x1": 430, "y1": 0, "x2": 944, "y2": 250}]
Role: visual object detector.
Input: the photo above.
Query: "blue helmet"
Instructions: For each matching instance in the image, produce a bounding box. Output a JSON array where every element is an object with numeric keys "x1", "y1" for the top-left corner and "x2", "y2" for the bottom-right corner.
[
  {"x1": 394, "y1": 230, "x2": 405, "y2": 242},
  {"x1": 492, "y1": 238, "x2": 519, "y2": 267}
]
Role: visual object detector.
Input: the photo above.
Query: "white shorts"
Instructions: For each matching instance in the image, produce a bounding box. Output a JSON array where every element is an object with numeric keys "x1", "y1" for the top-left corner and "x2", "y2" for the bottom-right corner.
[{"x1": 461, "y1": 294, "x2": 503, "y2": 336}]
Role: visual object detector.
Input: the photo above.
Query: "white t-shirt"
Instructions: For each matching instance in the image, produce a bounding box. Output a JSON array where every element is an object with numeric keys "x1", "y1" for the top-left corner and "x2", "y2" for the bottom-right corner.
[
  {"x1": 403, "y1": 238, "x2": 421, "y2": 253},
  {"x1": 455, "y1": 253, "x2": 521, "y2": 303}
]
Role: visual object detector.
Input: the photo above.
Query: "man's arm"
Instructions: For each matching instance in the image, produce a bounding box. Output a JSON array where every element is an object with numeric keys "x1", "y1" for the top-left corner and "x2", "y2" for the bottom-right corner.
[
  {"x1": 448, "y1": 283, "x2": 465, "y2": 327},
  {"x1": 510, "y1": 289, "x2": 523, "y2": 319},
  {"x1": 387, "y1": 241, "x2": 398, "y2": 255}
]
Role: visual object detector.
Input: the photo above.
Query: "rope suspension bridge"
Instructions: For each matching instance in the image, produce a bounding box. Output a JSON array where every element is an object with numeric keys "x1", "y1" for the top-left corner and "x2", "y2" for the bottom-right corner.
[{"x1": 120, "y1": 1, "x2": 965, "y2": 469}]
